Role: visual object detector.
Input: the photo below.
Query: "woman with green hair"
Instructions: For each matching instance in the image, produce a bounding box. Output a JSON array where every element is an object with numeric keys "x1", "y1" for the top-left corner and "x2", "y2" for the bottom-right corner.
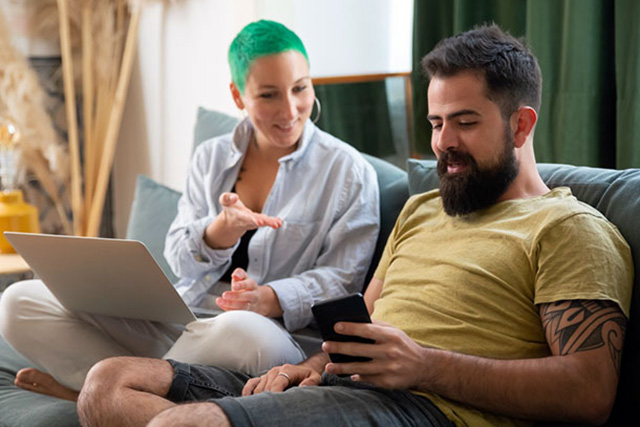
[
  {"x1": 1, "y1": 19, "x2": 380, "y2": 401},
  {"x1": 162, "y1": 19, "x2": 380, "y2": 371}
]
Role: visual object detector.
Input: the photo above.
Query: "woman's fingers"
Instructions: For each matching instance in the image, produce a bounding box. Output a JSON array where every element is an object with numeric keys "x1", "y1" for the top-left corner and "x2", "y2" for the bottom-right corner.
[
  {"x1": 219, "y1": 192, "x2": 240, "y2": 207},
  {"x1": 216, "y1": 297, "x2": 251, "y2": 312},
  {"x1": 255, "y1": 214, "x2": 282, "y2": 229},
  {"x1": 231, "y1": 268, "x2": 247, "y2": 282}
]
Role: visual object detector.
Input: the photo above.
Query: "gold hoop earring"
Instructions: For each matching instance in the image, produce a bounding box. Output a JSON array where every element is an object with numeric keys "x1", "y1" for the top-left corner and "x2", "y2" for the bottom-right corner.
[{"x1": 312, "y1": 97, "x2": 322, "y2": 123}]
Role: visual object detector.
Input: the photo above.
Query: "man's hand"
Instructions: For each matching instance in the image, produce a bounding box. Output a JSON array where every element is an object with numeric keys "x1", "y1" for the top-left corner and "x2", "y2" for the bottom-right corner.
[
  {"x1": 216, "y1": 268, "x2": 283, "y2": 317},
  {"x1": 323, "y1": 320, "x2": 428, "y2": 390},
  {"x1": 242, "y1": 363, "x2": 322, "y2": 396},
  {"x1": 204, "y1": 193, "x2": 282, "y2": 249}
]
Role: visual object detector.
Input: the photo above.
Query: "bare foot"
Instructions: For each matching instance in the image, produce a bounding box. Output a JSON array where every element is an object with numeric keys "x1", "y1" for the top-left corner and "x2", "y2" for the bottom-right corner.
[{"x1": 14, "y1": 368, "x2": 79, "y2": 401}]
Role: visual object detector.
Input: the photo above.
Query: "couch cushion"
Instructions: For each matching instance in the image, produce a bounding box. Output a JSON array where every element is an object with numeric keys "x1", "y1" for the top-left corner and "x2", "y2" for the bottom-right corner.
[
  {"x1": 193, "y1": 107, "x2": 239, "y2": 149},
  {"x1": 126, "y1": 175, "x2": 182, "y2": 283},
  {"x1": 361, "y1": 153, "x2": 409, "y2": 287},
  {"x1": 0, "y1": 336, "x2": 80, "y2": 427},
  {"x1": 407, "y1": 158, "x2": 640, "y2": 426}
]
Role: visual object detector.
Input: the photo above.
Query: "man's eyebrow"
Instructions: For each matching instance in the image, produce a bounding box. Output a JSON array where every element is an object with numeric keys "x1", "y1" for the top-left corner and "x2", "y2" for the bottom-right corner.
[{"x1": 427, "y1": 109, "x2": 481, "y2": 121}]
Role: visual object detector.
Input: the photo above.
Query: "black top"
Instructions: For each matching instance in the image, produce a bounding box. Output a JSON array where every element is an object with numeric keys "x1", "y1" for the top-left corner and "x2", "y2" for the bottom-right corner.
[{"x1": 220, "y1": 228, "x2": 256, "y2": 283}]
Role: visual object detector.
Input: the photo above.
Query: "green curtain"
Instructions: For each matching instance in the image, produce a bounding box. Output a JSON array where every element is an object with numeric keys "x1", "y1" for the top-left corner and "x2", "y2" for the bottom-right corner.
[
  {"x1": 412, "y1": 0, "x2": 640, "y2": 169},
  {"x1": 314, "y1": 81, "x2": 395, "y2": 159}
]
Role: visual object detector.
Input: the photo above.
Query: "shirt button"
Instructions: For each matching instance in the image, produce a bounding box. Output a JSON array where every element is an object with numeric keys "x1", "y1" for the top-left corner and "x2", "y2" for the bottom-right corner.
[
  {"x1": 204, "y1": 275, "x2": 211, "y2": 282},
  {"x1": 194, "y1": 255, "x2": 203, "y2": 262}
]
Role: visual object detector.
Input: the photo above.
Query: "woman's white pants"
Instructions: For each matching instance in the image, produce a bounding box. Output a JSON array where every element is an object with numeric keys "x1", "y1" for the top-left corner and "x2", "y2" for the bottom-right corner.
[{"x1": 0, "y1": 280, "x2": 306, "y2": 391}]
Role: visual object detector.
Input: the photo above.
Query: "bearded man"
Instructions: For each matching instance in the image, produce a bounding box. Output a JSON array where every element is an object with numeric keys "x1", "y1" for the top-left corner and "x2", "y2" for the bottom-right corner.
[{"x1": 77, "y1": 24, "x2": 633, "y2": 427}]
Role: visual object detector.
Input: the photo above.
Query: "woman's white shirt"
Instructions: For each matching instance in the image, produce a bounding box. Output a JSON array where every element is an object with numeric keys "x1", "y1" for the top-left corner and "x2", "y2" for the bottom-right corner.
[{"x1": 164, "y1": 119, "x2": 380, "y2": 331}]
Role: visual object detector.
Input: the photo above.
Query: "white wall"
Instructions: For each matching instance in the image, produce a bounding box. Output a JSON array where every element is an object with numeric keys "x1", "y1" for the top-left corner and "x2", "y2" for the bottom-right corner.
[{"x1": 113, "y1": 0, "x2": 413, "y2": 237}]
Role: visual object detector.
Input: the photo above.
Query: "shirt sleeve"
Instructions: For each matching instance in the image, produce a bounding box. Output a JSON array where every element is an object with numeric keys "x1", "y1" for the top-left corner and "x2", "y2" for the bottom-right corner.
[
  {"x1": 164, "y1": 142, "x2": 237, "y2": 282},
  {"x1": 534, "y1": 212, "x2": 634, "y2": 318},
  {"x1": 267, "y1": 160, "x2": 381, "y2": 331}
]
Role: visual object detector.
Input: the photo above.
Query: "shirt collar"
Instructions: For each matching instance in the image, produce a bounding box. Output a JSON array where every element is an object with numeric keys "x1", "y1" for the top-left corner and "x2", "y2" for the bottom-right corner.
[{"x1": 278, "y1": 119, "x2": 316, "y2": 166}]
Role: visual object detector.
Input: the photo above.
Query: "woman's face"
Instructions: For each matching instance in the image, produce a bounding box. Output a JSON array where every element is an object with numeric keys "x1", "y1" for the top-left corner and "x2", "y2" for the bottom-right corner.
[{"x1": 231, "y1": 51, "x2": 315, "y2": 151}]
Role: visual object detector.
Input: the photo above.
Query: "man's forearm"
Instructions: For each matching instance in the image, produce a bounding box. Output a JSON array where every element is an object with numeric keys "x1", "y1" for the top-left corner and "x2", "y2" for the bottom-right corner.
[{"x1": 417, "y1": 346, "x2": 617, "y2": 425}]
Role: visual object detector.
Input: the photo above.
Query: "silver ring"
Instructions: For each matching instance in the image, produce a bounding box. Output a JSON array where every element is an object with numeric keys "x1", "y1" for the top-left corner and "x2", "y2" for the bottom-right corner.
[
  {"x1": 277, "y1": 372, "x2": 291, "y2": 384},
  {"x1": 246, "y1": 302, "x2": 251, "y2": 311}
]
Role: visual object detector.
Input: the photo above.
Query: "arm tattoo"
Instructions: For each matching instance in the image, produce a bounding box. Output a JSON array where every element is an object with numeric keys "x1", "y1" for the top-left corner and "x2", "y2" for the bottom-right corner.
[{"x1": 540, "y1": 300, "x2": 626, "y2": 375}]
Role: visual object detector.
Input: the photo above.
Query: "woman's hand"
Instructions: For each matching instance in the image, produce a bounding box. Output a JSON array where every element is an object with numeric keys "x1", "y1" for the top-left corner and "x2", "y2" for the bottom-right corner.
[
  {"x1": 204, "y1": 193, "x2": 282, "y2": 249},
  {"x1": 216, "y1": 268, "x2": 284, "y2": 318},
  {"x1": 242, "y1": 363, "x2": 322, "y2": 396}
]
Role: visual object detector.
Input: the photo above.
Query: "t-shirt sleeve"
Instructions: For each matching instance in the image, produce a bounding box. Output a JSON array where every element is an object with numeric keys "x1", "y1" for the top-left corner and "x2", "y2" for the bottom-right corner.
[{"x1": 534, "y1": 212, "x2": 633, "y2": 318}]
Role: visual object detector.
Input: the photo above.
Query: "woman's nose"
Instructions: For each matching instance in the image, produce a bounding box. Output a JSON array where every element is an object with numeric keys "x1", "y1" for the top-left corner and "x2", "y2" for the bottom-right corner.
[{"x1": 280, "y1": 94, "x2": 297, "y2": 120}]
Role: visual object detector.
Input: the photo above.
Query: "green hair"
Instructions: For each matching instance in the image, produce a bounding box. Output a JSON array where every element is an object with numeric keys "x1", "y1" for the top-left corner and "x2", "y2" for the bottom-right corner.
[{"x1": 228, "y1": 20, "x2": 309, "y2": 94}]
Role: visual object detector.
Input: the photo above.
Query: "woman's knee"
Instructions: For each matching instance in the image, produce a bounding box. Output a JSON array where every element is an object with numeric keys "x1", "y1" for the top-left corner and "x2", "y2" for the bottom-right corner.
[
  {"x1": 167, "y1": 311, "x2": 304, "y2": 374},
  {"x1": 0, "y1": 280, "x2": 46, "y2": 338}
]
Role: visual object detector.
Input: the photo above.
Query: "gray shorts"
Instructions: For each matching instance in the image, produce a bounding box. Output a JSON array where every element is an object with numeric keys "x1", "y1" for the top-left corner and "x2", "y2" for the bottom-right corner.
[{"x1": 166, "y1": 360, "x2": 453, "y2": 427}]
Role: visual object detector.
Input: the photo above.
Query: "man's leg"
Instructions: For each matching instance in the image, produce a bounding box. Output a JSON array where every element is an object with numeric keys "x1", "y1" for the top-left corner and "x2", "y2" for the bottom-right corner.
[
  {"x1": 147, "y1": 403, "x2": 230, "y2": 427},
  {"x1": 78, "y1": 357, "x2": 177, "y2": 427},
  {"x1": 148, "y1": 365, "x2": 452, "y2": 427},
  {"x1": 78, "y1": 357, "x2": 252, "y2": 427}
]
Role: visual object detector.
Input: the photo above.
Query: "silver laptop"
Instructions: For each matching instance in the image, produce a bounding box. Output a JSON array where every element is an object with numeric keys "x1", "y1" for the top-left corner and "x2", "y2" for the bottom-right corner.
[{"x1": 4, "y1": 232, "x2": 197, "y2": 325}]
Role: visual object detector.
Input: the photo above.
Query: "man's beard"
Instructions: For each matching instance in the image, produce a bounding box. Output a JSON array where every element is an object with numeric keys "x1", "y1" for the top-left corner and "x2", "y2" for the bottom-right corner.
[{"x1": 437, "y1": 130, "x2": 519, "y2": 217}]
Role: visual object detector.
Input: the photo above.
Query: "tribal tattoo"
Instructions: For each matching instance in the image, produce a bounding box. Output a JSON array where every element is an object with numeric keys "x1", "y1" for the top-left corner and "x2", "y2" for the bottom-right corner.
[{"x1": 539, "y1": 300, "x2": 626, "y2": 376}]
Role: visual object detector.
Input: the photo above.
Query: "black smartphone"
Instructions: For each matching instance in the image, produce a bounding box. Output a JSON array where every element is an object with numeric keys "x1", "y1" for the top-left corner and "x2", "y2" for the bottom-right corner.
[{"x1": 311, "y1": 293, "x2": 374, "y2": 364}]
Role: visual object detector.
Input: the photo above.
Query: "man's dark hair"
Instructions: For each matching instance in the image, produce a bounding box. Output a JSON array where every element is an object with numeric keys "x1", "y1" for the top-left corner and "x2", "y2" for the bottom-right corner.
[{"x1": 422, "y1": 24, "x2": 542, "y2": 118}]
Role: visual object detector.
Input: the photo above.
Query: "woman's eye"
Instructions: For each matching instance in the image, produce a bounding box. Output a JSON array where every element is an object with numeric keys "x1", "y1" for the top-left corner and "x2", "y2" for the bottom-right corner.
[
  {"x1": 259, "y1": 93, "x2": 275, "y2": 99},
  {"x1": 293, "y1": 85, "x2": 306, "y2": 93}
]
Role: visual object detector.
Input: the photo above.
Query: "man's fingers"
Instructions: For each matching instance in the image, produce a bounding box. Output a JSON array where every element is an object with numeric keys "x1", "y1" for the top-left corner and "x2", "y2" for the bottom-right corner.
[
  {"x1": 334, "y1": 321, "x2": 381, "y2": 341},
  {"x1": 241, "y1": 378, "x2": 259, "y2": 396}
]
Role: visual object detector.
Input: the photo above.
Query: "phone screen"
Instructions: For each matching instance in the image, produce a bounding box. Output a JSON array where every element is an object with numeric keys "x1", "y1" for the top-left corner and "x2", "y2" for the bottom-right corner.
[{"x1": 311, "y1": 293, "x2": 373, "y2": 364}]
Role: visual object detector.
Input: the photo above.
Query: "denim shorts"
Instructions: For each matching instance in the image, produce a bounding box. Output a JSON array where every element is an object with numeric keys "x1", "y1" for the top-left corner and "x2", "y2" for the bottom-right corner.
[{"x1": 166, "y1": 359, "x2": 453, "y2": 427}]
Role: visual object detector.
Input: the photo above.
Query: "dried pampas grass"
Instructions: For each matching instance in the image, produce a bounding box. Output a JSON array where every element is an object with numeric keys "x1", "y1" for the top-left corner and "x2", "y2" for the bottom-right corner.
[
  {"x1": 2, "y1": 0, "x2": 182, "y2": 236},
  {"x1": 0, "y1": 6, "x2": 72, "y2": 233}
]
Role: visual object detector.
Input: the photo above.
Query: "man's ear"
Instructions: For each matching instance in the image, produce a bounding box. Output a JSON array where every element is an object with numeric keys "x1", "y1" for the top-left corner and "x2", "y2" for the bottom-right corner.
[
  {"x1": 230, "y1": 83, "x2": 245, "y2": 110},
  {"x1": 511, "y1": 106, "x2": 537, "y2": 148}
]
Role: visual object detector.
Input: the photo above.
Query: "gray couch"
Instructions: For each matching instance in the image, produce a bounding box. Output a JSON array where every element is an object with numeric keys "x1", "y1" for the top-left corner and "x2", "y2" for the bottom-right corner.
[{"x1": 0, "y1": 109, "x2": 637, "y2": 426}]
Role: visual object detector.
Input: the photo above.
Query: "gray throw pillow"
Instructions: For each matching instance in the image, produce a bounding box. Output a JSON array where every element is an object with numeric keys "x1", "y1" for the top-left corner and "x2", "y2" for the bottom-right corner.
[
  {"x1": 126, "y1": 175, "x2": 182, "y2": 283},
  {"x1": 193, "y1": 107, "x2": 239, "y2": 150}
]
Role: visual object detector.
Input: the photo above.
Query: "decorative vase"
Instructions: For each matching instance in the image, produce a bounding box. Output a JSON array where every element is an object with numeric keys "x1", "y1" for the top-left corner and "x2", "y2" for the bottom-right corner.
[{"x1": 0, "y1": 189, "x2": 40, "y2": 253}]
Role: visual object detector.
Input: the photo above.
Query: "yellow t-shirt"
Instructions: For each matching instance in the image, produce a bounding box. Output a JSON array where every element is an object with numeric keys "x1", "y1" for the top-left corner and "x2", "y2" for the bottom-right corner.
[{"x1": 373, "y1": 187, "x2": 633, "y2": 427}]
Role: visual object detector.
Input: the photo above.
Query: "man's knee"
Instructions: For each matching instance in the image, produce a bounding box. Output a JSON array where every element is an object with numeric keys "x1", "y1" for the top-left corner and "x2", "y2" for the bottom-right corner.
[
  {"x1": 83, "y1": 356, "x2": 173, "y2": 395},
  {"x1": 78, "y1": 357, "x2": 175, "y2": 424}
]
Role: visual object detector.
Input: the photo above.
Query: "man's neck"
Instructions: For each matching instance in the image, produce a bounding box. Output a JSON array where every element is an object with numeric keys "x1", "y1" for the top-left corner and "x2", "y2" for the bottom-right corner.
[{"x1": 497, "y1": 165, "x2": 550, "y2": 202}]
